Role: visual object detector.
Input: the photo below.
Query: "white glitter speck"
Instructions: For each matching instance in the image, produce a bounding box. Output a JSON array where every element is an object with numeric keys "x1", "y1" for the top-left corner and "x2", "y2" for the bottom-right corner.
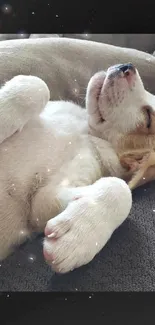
[
  {"x1": 19, "y1": 230, "x2": 26, "y2": 237},
  {"x1": 74, "y1": 88, "x2": 79, "y2": 94},
  {"x1": 143, "y1": 177, "x2": 145, "y2": 180},
  {"x1": 1, "y1": 4, "x2": 12, "y2": 14},
  {"x1": 28, "y1": 254, "x2": 36, "y2": 263},
  {"x1": 81, "y1": 32, "x2": 91, "y2": 39},
  {"x1": 52, "y1": 260, "x2": 56, "y2": 264},
  {"x1": 0, "y1": 264, "x2": 1, "y2": 267},
  {"x1": 65, "y1": 298, "x2": 67, "y2": 300},
  {"x1": 56, "y1": 14, "x2": 58, "y2": 17},
  {"x1": 69, "y1": 141, "x2": 72, "y2": 145},
  {"x1": 7, "y1": 294, "x2": 10, "y2": 298},
  {"x1": 61, "y1": 178, "x2": 70, "y2": 187},
  {"x1": 96, "y1": 242, "x2": 98, "y2": 246},
  {"x1": 18, "y1": 33, "x2": 27, "y2": 38},
  {"x1": 47, "y1": 168, "x2": 50, "y2": 172},
  {"x1": 32, "y1": 12, "x2": 35, "y2": 15},
  {"x1": 89, "y1": 296, "x2": 92, "y2": 299},
  {"x1": 153, "y1": 209, "x2": 155, "y2": 212},
  {"x1": 75, "y1": 288, "x2": 78, "y2": 291}
]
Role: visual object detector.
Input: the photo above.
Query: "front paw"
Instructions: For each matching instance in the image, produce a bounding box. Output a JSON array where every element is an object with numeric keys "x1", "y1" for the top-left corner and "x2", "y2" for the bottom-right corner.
[
  {"x1": 2, "y1": 75, "x2": 50, "y2": 115},
  {"x1": 43, "y1": 177, "x2": 132, "y2": 273}
]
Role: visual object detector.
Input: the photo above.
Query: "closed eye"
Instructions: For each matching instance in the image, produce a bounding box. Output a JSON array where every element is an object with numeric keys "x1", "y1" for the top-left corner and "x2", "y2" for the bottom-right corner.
[{"x1": 146, "y1": 107, "x2": 151, "y2": 128}]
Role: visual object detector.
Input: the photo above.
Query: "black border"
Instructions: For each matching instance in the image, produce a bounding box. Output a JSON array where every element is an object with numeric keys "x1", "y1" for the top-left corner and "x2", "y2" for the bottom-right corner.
[
  {"x1": 1, "y1": 1, "x2": 155, "y2": 324},
  {"x1": 1, "y1": 1, "x2": 155, "y2": 33},
  {"x1": 1, "y1": 292, "x2": 155, "y2": 323}
]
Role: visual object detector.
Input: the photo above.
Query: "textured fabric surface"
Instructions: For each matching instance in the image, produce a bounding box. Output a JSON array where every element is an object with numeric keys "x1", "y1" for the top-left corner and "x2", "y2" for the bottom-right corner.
[
  {"x1": 1, "y1": 33, "x2": 155, "y2": 54},
  {"x1": 1, "y1": 181, "x2": 155, "y2": 292}
]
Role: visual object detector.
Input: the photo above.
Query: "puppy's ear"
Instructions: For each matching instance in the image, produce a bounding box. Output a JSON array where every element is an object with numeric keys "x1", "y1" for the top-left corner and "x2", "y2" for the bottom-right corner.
[{"x1": 86, "y1": 71, "x2": 106, "y2": 128}]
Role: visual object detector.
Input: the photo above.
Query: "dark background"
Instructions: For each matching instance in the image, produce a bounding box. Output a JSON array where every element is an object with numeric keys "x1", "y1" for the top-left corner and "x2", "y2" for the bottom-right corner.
[{"x1": 0, "y1": 1, "x2": 155, "y2": 33}]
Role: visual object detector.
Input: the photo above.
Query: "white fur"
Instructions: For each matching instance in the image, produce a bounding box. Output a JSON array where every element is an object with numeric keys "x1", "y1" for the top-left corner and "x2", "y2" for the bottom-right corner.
[
  {"x1": 1, "y1": 63, "x2": 154, "y2": 273},
  {"x1": 87, "y1": 66, "x2": 155, "y2": 146}
]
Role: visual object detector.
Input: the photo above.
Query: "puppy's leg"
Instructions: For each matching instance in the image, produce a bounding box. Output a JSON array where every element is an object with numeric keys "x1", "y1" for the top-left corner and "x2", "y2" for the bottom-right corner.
[
  {"x1": 0, "y1": 190, "x2": 30, "y2": 260},
  {"x1": 41, "y1": 177, "x2": 132, "y2": 273},
  {"x1": 0, "y1": 75, "x2": 50, "y2": 144},
  {"x1": 120, "y1": 150, "x2": 155, "y2": 189}
]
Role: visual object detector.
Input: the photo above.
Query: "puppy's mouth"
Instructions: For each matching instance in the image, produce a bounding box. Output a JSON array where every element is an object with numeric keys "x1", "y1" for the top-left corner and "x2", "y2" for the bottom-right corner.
[
  {"x1": 97, "y1": 63, "x2": 136, "y2": 102},
  {"x1": 96, "y1": 82, "x2": 104, "y2": 101},
  {"x1": 96, "y1": 81, "x2": 106, "y2": 123},
  {"x1": 95, "y1": 63, "x2": 137, "y2": 125}
]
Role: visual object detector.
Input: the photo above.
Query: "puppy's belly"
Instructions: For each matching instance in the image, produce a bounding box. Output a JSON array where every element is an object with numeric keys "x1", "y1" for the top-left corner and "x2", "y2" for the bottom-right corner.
[{"x1": 0, "y1": 115, "x2": 89, "y2": 193}]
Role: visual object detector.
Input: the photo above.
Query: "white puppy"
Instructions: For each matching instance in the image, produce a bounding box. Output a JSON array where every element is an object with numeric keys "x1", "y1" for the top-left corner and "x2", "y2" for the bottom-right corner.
[{"x1": 1, "y1": 62, "x2": 154, "y2": 273}]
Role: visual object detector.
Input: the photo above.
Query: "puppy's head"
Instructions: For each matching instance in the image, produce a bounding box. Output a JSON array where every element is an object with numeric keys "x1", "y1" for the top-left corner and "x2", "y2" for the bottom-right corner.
[
  {"x1": 86, "y1": 63, "x2": 155, "y2": 148},
  {"x1": 86, "y1": 63, "x2": 155, "y2": 187}
]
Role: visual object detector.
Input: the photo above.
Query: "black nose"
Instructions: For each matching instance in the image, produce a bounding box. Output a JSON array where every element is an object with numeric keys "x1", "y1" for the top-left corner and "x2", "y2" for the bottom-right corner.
[{"x1": 118, "y1": 63, "x2": 135, "y2": 73}]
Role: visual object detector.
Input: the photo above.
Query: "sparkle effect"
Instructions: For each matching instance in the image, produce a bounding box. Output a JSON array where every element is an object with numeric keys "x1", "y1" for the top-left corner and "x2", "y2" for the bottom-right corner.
[
  {"x1": 11, "y1": 183, "x2": 16, "y2": 191},
  {"x1": 19, "y1": 229, "x2": 27, "y2": 237},
  {"x1": 1, "y1": 4, "x2": 12, "y2": 14},
  {"x1": 18, "y1": 33, "x2": 27, "y2": 38},
  {"x1": 74, "y1": 88, "x2": 79, "y2": 95},
  {"x1": 28, "y1": 254, "x2": 36, "y2": 263},
  {"x1": 72, "y1": 78, "x2": 80, "y2": 96},
  {"x1": 61, "y1": 178, "x2": 70, "y2": 187},
  {"x1": 81, "y1": 32, "x2": 91, "y2": 40}
]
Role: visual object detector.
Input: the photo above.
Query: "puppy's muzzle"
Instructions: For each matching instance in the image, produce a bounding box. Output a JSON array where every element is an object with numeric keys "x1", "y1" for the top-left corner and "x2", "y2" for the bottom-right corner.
[{"x1": 107, "y1": 63, "x2": 136, "y2": 80}]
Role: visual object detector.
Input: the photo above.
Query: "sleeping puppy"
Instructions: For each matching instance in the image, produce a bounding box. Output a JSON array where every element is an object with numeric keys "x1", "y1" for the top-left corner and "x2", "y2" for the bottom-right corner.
[{"x1": 0, "y1": 63, "x2": 154, "y2": 274}]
